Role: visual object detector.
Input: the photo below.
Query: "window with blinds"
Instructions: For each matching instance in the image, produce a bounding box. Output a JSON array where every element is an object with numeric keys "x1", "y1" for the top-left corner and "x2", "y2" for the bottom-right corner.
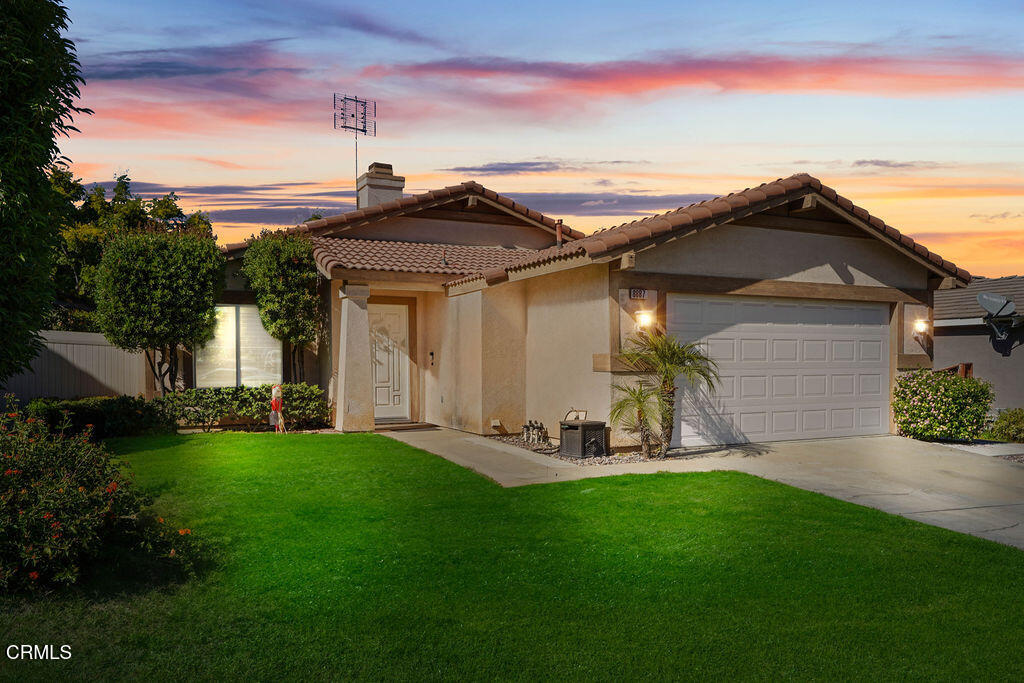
[{"x1": 194, "y1": 305, "x2": 283, "y2": 388}]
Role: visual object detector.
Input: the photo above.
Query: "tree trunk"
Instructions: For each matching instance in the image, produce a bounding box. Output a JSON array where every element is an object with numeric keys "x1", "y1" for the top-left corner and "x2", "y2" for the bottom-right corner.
[
  {"x1": 660, "y1": 383, "x2": 676, "y2": 458},
  {"x1": 296, "y1": 346, "x2": 305, "y2": 383}
]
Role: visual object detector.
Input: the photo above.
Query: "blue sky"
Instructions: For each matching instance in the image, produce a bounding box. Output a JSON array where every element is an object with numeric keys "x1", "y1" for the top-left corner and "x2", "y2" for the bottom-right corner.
[{"x1": 61, "y1": 0, "x2": 1024, "y2": 274}]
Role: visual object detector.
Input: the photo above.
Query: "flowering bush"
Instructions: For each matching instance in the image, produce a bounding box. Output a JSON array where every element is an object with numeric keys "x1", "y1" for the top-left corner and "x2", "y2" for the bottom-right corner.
[
  {"x1": 989, "y1": 408, "x2": 1024, "y2": 443},
  {"x1": 0, "y1": 398, "x2": 200, "y2": 592},
  {"x1": 892, "y1": 369, "x2": 994, "y2": 441}
]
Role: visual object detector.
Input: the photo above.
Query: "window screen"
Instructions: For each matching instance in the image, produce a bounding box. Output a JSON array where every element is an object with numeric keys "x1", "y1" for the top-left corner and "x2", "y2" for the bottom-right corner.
[{"x1": 194, "y1": 305, "x2": 282, "y2": 387}]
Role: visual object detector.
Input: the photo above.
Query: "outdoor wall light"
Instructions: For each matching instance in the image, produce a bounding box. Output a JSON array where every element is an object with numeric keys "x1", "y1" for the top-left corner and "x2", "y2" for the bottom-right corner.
[
  {"x1": 635, "y1": 311, "x2": 653, "y2": 328},
  {"x1": 912, "y1": 319, "x2": 932, "y2": 351}
]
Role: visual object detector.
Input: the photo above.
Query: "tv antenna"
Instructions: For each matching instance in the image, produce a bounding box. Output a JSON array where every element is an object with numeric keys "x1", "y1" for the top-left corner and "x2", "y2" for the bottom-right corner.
[
  {"x1": 977, "y1": 291, "x2": 1023, "y2": 356},
  {"x1": 333, "y1": 93, "x2": 376, "y2": 188}
]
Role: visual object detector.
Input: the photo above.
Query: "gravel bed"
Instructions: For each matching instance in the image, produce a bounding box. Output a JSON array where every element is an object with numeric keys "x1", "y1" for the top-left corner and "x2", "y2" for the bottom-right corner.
[
  {"x1": 1000, "y1": 453, "x2": 1024, "y2": 464},
  {"x1": 489, "y1": 434, "x2": 675, "y2": 466}
]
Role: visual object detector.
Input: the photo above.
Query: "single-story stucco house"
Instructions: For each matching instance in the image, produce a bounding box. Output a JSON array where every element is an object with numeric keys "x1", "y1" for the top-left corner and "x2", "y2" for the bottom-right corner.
[
  {"x1": 207, "y1": 163, "x2": 969, "y2": 448},
  {"x1": 935, "y1": 275, "x2": 1023, "y2": 411}
]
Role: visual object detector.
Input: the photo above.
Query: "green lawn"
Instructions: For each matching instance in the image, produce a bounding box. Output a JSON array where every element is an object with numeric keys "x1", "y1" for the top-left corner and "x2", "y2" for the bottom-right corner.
[{"x1": 4, "y1": 432, "x2": 1024, "y2": 680}]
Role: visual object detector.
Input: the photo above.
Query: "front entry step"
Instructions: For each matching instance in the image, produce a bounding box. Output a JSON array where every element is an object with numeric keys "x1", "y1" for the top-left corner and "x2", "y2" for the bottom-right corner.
[{"x1": 374, "y1": 420, "x2": 436, "y2": 432}]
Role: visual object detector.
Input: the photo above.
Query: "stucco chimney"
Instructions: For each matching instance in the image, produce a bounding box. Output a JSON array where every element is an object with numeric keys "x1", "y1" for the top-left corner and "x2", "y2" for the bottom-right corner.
[{"x1": 356, "y1": 162, "x2": 405, "y2": 209}]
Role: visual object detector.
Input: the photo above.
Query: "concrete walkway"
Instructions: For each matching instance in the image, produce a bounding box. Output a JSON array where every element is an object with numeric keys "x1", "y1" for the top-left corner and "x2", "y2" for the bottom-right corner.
[{"x1": 384, "y1": 427, "x2": 1024, "y2": 549}]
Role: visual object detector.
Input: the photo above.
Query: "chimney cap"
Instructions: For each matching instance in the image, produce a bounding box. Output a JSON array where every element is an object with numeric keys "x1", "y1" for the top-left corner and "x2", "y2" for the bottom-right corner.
[{"x1": 367, "y1": 162, "x2": 393, "y2": 174}]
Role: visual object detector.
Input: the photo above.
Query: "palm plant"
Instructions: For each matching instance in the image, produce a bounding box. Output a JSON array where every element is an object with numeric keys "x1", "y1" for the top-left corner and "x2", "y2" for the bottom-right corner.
[
  {"x1": 609, "y1": 381, "x2": 663, "y2": 458},
  {"x1": 619, "y1": 330, "x2": 719, "y2": 455}
]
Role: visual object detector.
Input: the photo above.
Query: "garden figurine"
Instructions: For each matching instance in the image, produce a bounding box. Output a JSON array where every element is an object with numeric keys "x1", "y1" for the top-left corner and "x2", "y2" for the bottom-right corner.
[{"x1": 270, "y1": 384, "x2": 286, "y2": 433}]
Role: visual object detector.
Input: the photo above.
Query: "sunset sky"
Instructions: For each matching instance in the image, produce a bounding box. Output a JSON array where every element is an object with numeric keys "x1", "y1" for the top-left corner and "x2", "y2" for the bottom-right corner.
[{"x1": 62, "y1": 0, "x2": 1024, "y2": 276}]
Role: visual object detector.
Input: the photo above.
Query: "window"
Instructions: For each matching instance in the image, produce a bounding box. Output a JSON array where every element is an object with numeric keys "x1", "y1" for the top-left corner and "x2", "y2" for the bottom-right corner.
[{"x1": 195, "y1": 305, "x2": 283, "y2": 387}]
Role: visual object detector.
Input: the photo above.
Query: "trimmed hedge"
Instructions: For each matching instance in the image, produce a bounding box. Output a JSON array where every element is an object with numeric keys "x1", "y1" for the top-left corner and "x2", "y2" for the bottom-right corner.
[
  {"x1": 27, "y1": 383, "x2": 329, "y2": 437},
  {"x1": 989, "y1": 408, "x2": 1024, "y2": 443},
  {"x1": 25, "y1": 395, "x2": 175, "y2": 439},
  {"x1": 892, "y1": 369, "x2": 994, "y2": 441}
]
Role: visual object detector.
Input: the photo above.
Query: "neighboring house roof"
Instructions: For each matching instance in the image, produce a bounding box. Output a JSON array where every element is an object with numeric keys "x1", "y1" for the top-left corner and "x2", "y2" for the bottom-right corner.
[
  {"x1": 446, "y1": 173, "x2": 972, "y2": 288},
  {"x1": 934, "y1": 275, "x2": 1024, "y2": 321},
  {"x1": 221, "y1": 181, "x2": 583, "y2": 256},
  {"x1": 310, "y1": 236, "x2": 532, "y2": 278}
]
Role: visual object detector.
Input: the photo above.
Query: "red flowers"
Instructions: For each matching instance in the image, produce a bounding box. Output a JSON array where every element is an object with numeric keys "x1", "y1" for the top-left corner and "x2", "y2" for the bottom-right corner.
[
  {"x1": 178, "y1": 528, "x2": 191, "y2": 536},
  {"x1": 28, "y1": 571, "x2": 39, "y2": 580},
  {"x1": 157, "y1": 517, "x2": 164, "y2": 524},
  {"x1": 42, "y1": 512, "x2": 53, "y2": 519},
  {"x1": 105, "y1": 481, "x2": 118, "y2": 493}
]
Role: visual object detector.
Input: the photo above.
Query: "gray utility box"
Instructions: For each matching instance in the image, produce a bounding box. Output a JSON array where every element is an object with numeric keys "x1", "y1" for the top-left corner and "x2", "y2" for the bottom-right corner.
[{"x1": 559, "y1": 420, "x2": 607, "y2": 458}]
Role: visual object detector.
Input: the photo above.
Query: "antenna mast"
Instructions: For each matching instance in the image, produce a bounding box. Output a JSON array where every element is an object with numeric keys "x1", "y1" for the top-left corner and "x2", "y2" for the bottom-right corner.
[{"x1": 333, "y1": 93, "x2": 377, "y2": 195}]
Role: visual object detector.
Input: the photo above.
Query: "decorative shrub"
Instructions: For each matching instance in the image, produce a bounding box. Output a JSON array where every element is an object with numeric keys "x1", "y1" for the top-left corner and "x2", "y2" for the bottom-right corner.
[
  {"x1": 0, "y1": 398, "x2": 200, "y2": 592},
  {"x1": 26, "y1": 395, "x2": 175, "y2": 439},
  {"x1": 892, "y1": 369, "x2": 994, "y2": 441},
  {"x1": 233, "y1": 383, "x2": 329, "y2": 430},
  {"x1": 989, "y1": 408, "x2": 1024, "y2": 443},
  {"x1": 158, "y1": 387, "x2": 240, "y2": 433},
  {"x1": 25, "y1": 383, "x2": 329, "y2": 437}
]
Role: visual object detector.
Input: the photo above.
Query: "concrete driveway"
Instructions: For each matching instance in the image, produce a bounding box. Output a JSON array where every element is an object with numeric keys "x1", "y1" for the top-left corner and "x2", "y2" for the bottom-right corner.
[{"x1": 385, "y1": 428, "x2": 1024, "y2": 549}]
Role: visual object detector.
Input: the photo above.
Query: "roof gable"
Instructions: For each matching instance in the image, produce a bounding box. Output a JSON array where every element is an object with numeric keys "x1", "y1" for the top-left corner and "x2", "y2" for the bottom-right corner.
[
  {"x1": 935, "y1": 275, "x2": 1024, "y2": 319},
  {"x1": 448, "y1": 173, "x2": 971, "y2": 288},
  {"x1": 221, "y1": 181, "x2": 581, "y2": 257}
]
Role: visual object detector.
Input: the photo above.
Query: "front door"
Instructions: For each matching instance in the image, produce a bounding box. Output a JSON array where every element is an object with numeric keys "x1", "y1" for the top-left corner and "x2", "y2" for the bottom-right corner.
[{"x1": 368, "y1": 303, "x2": 410, "y2": 420}]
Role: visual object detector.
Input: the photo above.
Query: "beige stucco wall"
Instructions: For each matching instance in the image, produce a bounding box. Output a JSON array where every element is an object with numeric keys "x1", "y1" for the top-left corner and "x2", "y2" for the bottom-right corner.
[
  {"x1": 341, "y1": 216, "x2": 555, "y2": 249},
  {"x1": 634, "y1": 224, "x2": 930, "y2": 289},
  {"x1": 524, "y1": 264, "x2": 612, "y2": 440},
  {"x1": 480, "y1": 282, "x2": 527, "y2": 433},
  {"x1": 422, "y1": 290, "x2": 484, "y2": 432}
]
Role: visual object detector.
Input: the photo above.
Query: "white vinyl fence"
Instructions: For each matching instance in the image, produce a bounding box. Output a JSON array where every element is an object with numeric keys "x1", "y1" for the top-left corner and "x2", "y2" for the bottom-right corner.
[{"x1": 2, "y1": 331, "x2": 147, "y2": 401}]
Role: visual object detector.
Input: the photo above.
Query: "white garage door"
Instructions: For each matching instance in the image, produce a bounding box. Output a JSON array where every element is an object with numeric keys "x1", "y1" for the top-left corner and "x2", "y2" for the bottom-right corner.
[{"x1": 666, "y1": 293, "x2": 890, "y2": 446}]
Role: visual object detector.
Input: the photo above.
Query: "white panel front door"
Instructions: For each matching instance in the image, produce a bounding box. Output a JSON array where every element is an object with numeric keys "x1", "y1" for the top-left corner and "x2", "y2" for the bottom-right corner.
[
  {"x1": 368, "y1": 304, "x2": 410, "y2": 420},
  {"x1": 665, "y1": 293, "x2": 890, "y2": 446}
]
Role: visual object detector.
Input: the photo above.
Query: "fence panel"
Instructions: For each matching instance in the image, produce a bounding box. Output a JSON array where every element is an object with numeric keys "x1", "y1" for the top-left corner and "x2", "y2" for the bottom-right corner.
[{"x1": 2, "y1": 331, "x2": 146, "y2": 401}]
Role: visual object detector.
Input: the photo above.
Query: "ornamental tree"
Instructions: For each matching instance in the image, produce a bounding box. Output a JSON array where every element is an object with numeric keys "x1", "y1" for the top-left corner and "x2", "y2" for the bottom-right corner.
[
  {"x1": 0, "y1": 0, "x2": 90, "y2": 382},
  {"x1": 241, "y1": 231, "x2": 321, "y2": 382},
  {"x1": 95, "y1": 232, "x2": 224, "y2": 394}
]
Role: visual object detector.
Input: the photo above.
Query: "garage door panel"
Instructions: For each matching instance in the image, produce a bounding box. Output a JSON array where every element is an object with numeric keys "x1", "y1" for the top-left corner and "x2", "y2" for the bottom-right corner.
[{"x1": 667, "y1": 293, "x2": 890, "y2": 446}]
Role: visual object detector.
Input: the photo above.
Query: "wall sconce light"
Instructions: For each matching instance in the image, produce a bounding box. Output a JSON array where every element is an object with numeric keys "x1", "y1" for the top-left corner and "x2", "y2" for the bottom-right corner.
[
  {"x1": 912, "y1": 319, "x2": 932, "y2": 351},
  {"x1": 635, "y1": 311, "x2": 653, "y2": 328}
]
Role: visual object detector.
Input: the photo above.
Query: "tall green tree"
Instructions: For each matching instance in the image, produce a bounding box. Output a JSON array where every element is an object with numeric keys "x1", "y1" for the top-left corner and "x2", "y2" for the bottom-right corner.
[
  {"x1": 241, "y1": 231, "x2": 321, "y2": 382},
  {"x1": 619, "y1": 330, "x2": 719, "y2": 456},
  {"x1": 48, "y1": 172, "x2": 215, "y2": 328},
  {"x1": 95, "y1": 232, "x2": 224, "y2": 394},
  {"x1": 0, "y1": 0, "x2": 90, "y2": 381}
]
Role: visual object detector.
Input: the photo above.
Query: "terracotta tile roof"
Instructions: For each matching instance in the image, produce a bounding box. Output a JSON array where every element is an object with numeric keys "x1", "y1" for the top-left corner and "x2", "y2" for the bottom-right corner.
[
  {"x1": 446, "y1": 173, "x2": 972, "y2": 287},
  {"x1": 221, "y1": 181, "x2": 583, "y2": 255},
  {"x1": 934, "y1": 275, "x2": 1024, "y2": 320},
  {"x1": 310, "y1": 236, "x2": 535, "y2": 277}
]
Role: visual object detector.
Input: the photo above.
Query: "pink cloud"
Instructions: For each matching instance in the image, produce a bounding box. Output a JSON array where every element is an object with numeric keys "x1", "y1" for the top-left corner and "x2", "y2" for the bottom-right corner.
[{"x1": 364, "y1": 52, "x2": 1024, "y2": 98}]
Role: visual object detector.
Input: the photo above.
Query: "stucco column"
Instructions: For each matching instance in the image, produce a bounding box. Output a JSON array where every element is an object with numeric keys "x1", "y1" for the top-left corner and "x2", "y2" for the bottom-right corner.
[{"x1": 335, "y1": 283, "x2": 374, "y2": 432}]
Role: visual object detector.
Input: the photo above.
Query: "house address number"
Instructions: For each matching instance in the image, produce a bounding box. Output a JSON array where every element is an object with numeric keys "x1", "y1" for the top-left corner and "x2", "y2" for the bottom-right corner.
[{"x1": 629, "y1": 288, "x2": 647, "y2": 300}]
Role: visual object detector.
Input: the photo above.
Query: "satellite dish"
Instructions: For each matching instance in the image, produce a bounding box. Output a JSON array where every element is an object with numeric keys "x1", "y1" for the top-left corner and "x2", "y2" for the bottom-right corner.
[{"x1": 978, "y1": 292, "x2": 1016, "y2": 317}]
